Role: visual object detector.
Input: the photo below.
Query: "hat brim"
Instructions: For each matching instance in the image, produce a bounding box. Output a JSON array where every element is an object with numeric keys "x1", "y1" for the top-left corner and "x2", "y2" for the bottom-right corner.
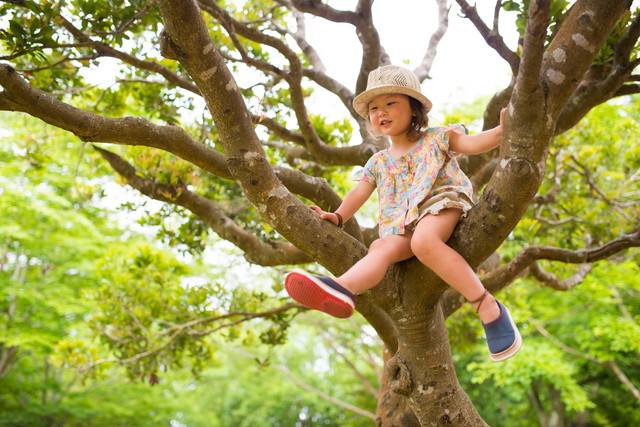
[{"x1": 353, "y1": 85, "x2": 432, "y2": 119}]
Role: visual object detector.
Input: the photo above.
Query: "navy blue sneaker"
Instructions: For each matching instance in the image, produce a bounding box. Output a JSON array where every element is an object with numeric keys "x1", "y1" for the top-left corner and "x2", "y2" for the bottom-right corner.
[
  {"x1": 483, "y1": 301, "x2": 522, "y2": 361},
  {"x1": 285, "y1": 269, "x2": 356, "y2": 319}
]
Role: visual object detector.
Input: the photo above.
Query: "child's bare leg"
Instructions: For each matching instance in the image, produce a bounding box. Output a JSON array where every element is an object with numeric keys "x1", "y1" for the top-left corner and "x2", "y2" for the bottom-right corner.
[
  {"x1": 410, "y1": 209, "x2": 500, "y2": 323},
  {"x1": 337, "y1": 234, "x2": 413, "y2": 294}
]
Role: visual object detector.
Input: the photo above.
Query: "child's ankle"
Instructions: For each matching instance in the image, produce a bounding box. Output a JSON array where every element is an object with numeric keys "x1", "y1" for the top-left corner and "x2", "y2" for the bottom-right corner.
[
  {"x1": 335, "y1": 278, "x2": 356, "y2": 295},
  {"x1": 476, "y1": 294, "x2": 500, "y2": 323}
]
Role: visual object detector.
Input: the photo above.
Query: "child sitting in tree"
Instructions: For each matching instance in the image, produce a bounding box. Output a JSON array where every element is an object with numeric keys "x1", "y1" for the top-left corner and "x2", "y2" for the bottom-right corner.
[{"x1": 285, "y1": 65, "x2": 521, "y2": 362}]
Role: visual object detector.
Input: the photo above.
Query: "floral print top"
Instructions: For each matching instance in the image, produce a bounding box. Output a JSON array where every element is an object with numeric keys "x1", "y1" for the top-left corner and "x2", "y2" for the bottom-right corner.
[{"x1": 353, "y1": 124, "x2": 474, "y2": 237}]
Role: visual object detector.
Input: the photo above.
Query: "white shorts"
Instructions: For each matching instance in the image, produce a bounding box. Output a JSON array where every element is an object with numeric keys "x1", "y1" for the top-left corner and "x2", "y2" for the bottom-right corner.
[{"x1": 407, "y1": 191, "x2": 474, "y2": 231}]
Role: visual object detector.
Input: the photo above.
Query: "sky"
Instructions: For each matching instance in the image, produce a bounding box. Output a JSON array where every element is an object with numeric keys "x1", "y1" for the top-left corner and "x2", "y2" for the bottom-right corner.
[{"x1": 300, "y1": 0, "x2": 517, "y2": 123}]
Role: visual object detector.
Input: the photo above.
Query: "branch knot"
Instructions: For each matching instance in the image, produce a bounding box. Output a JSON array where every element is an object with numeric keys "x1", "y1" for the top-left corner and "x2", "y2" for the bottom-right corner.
[
  {"x1": 386, "y1": 355, "x2": 413, "y2": 396},
  {"x1": 159, "y1": 30, "x2": 184, "y2": 60}
]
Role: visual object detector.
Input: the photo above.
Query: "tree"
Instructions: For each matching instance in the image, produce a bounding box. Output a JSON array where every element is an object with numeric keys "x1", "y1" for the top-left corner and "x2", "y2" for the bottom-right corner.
[
  {"x1": 0, "y1": 114, "x2": 179, "y2": 425},
  {"x1": 1, "y1": 0, "x2": 639, "y2": 424}
]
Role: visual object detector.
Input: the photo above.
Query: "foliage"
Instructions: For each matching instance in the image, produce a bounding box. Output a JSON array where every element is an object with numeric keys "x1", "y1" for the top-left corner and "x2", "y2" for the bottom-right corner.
[
  {"x1": 0, "y1": 114, "x2": 167, "y2": 425},
  {"x1": 448, "y1": 260, "x2": 640, "y2": 427},
  {"x1": 507, "y1": 100, "x2": 640, "y2": 255},
  {"x1": 186, "y1": 319, "x2": 379, "y2": 427},
  {"x1": 446, "y1": 101, "x2": 640, "y2": 426}
]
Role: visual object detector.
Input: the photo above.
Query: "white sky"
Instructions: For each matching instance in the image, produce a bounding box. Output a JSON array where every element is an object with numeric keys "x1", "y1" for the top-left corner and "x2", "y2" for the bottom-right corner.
[{"x1": 301, "y1": 1, "x2": 517, "y2": 122}]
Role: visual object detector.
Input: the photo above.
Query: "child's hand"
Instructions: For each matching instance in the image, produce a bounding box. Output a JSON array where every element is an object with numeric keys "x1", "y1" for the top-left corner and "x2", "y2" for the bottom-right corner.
[{"x1": 309, "y1": 205, "x2": 341, "y2": 227}]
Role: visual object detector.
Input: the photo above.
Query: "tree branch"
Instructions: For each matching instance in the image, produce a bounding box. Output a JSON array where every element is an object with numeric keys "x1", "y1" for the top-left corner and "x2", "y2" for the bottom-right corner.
[
  {"x1": 80, "y1": 303, "x2": 301, "y2": 373},
  {"x1": 455, "y1": 0, "x2": 520, "y2": 74},
  {"x1": 56, "y1": 15, "x2": 200, "y2": 94},
  {"x1": 0, "y1": 64, "x2": 346, "y2": 216},
  {"x1": 528, "y1": 262, "x2": 592, "y2": 291},
  {"x1": 95, "y1": 146, "x2": 312, "y2": 266},
  {"x1": 494, "y1": 230, "x2": 639, "y2": 281},
  {"x1": 290, "y1": 0, "x2": 358, "y2": 24},
  {"x1": 442, "y1": 229, "x2": 640, "y2": 316},
  {"x1": 541, "y1": 0, "x2": 630, "y2": 118},
  {"x1": 273, "y1": 363, "x2": 376, "y2": 420},
  {"x1": 414, "y1": 0, "x2": 450, "y2": 81},
  {"x1": 555, "y1": 8, "x2": 640, "y2": 134},
  {"x1": 0, "y1": 64, "x2": 229, "y2": 177},
  {"x1": 353, "y1": 0, "x2": 382, "y2": 95},
  {"x1": 516, "y1": 0, "x2": 550, "y2": 98},
  {"x1": 274, "y1": 0, "x2": 326, "y2": 72},
  {"x1": 198, "y1": 0, "x2": 374, "y2": 165}
]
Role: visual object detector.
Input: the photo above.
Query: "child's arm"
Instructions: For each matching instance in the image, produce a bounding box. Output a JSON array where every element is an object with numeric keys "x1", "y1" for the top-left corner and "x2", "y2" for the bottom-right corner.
[
  {"x1": 310, "y1": 180, "x2": 375, "y2": 227},
  {"x1": 449, "y1": 109, "x2": 505, "y2": 155}
]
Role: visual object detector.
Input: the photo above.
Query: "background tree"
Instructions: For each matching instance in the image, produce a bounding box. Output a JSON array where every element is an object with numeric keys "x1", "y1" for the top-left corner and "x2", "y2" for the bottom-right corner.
[
  {"x1": 1, "y1": 0, "x2": 639, "y2": 425},
  {"x1": 0, "y1": 115, "x2": 191, "y2": 425}
]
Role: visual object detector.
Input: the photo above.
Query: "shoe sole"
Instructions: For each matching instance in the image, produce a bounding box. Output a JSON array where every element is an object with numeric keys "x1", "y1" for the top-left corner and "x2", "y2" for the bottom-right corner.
[
  {"x1": 489, "y1": 304, "x2": 522, "y2": 362},
  {"x1": 285, "y1": 269, "x2": 354, "y2": 319}
]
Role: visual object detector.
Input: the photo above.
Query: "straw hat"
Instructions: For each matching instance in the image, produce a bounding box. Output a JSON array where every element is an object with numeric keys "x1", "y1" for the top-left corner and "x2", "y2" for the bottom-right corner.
[{"x1": 353, "y1": 65, "x2": 432, "y2": 119}]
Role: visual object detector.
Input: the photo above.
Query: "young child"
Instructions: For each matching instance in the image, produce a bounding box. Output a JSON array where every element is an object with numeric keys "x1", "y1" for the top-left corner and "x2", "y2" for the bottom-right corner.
[{"x1": 285, "y1": 65, "x2": 521, "y2": 362}]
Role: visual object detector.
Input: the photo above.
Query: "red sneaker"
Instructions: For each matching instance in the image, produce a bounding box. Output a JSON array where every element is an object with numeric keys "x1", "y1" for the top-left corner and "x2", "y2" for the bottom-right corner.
[{"x1": 285, "y1": 269, "x2": 356, "y2": 319}]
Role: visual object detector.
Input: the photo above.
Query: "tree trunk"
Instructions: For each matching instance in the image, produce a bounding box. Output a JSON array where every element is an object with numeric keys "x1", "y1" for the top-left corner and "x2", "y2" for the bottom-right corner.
[
  {"x1": 388, "y1": 303, "x2": 488, "y2": 426},
  {"x1": 547, "y1": 386, "x2": 566, "y2": 427},
  {"x1": 376, "y1": 347, "x2": 421, "y2": 426}
]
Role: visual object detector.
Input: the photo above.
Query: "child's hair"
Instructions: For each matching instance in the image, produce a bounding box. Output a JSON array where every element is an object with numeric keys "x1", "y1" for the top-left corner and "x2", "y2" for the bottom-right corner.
[
  {"x1": 407, "y1": 97, "x2": 429, "y2": 142},
  {"x1": 366, "y1": 95, "x2": 430, "y2": 142}
]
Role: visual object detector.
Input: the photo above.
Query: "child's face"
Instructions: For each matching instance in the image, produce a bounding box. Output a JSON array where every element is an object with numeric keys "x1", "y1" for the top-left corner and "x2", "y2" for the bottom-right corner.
[{"x1": 368, "y1": 94, "x2": 414, "y2": 139}]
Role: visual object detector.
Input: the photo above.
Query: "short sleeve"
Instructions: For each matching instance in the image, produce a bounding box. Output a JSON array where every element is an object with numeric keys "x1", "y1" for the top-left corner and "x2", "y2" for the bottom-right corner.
[
  {"x1": 439, "y1": 123, "x2": 468, "y2": 156},
  {"x1": 353, "y1": 155, "x2": 377, "y2": 187}
]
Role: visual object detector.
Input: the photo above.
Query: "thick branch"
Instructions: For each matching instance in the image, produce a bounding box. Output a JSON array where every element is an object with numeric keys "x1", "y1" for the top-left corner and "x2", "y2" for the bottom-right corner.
[
  {"x1": 96, "y1": 147, "x2": 312, "y2": 266},
  {"x1": 555, "y1": 9, "x2": 640, "y2": 133},
  {"x1": 541, "y1": 0, "x2": 630, "y2": 117},
  {"x1": 0, "y1": 64, "x2": 345, "y2": 213},
  {"x1": 515, "y1": 0, "x2": 550, "y2": 98},
  {"x1": 0, "y1": 64, "x2": 229, "y2": 175}
]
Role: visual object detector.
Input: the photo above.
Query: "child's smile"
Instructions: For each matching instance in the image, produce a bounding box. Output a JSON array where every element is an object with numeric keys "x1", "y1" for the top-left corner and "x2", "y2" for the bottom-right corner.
[{"x1": 368, "y1": 93, "x2": 414, "y2": 142}]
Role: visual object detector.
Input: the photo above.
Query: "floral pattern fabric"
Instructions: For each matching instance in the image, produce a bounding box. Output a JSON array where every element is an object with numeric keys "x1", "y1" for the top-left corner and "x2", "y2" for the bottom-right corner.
[{"x1": 353, "y1": 124, "x2": 474, "y2": 237}]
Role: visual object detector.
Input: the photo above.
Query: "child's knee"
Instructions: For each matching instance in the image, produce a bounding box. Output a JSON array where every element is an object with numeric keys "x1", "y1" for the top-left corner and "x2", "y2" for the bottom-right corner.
[
  {"x1": 410, "y1": 235, "x2": 440, "y2": 259},
  {"x1": 368, "y1": 238, "x2": 392, "y2": 258},
  {"x1": 368, "y1": 236, "x2": 411, "y2": 261}
]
